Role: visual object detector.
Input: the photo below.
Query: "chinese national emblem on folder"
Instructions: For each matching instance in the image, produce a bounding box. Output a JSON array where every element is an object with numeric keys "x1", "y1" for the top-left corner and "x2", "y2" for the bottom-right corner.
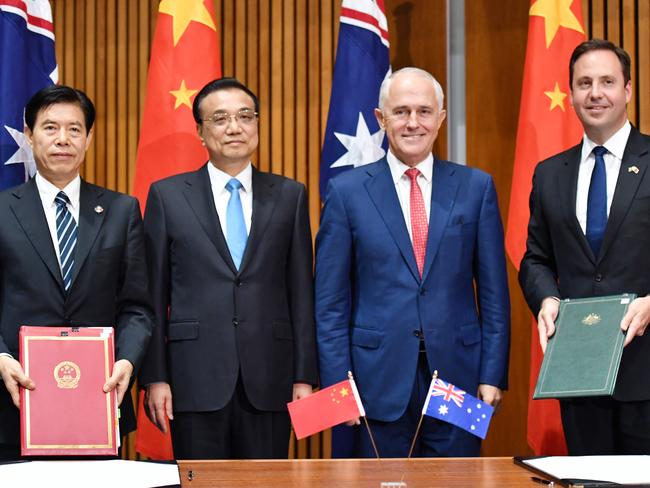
[{"x1": 19, "y1": 326, "x2": 119, "y2": 456}]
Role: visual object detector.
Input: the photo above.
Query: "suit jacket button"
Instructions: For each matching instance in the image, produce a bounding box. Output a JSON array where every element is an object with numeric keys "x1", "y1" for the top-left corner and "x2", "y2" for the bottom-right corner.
[
  {"x1": 420, "y1": 288, "x2": 426, "y2": 296},
  {"x1": 595, "y1": 274, "x2": 603, "y2": 282},
  {"x1": 235, "y1": 279, "x2": 242, "y2": 287},
  {"x1": 413, "y1": 330, "x2": 422, "y2": 338},
  {"x1": 233, "y1": 319, "x2": 239, "y2": 327}
]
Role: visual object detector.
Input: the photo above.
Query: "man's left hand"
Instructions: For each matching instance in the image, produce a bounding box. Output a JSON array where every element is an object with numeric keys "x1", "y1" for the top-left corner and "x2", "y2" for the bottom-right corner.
[
  {"x1": 292, "y1": 382, "x2": 312, "y2": 401},
  {"x1": 103, "y1": 359, "x2": 134, "y2": 405},
  {"x1": 477, "y1": 384, "x2": 502, "y2": 410},
  {"x1": 620, "y1": 296, "x2": 650, "y2": 347}
]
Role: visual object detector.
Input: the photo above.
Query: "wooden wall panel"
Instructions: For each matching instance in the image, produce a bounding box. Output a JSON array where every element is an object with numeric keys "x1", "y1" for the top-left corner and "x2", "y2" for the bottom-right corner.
[
  {"x1": 467, "y1": 0, "x2": 650, "y2": 457},
  {"x1": 49, "y1": 0, "x2": 648, "y2": 461},
  {"x1": 466, "y1": 0, "x2": 531, "y2": 458}
]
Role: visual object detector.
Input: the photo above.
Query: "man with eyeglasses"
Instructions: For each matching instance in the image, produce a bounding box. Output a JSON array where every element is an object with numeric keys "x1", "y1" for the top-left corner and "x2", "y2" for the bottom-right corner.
[
  {"x1": 315, "y1": 67, "x2": 510, "y2": 457},
  {"x1": 139, "y1": 77, "x2": 318, "y2": 459}
]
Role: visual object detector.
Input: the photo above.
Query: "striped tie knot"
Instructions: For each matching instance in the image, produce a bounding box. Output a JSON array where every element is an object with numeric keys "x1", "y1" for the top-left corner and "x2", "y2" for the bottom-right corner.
[{"x1": 55, "y1": 191, "x2": 71, "y2": 208}]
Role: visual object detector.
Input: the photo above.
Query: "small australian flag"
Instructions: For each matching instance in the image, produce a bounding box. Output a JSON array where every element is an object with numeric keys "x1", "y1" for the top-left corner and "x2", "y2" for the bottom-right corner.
[{"x1": 422, "y1": 377, "x2": 494, "y2": 439}]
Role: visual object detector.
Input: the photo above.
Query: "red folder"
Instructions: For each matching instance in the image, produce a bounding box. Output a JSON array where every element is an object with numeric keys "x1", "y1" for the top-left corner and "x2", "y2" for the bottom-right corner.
[{"x1": 19, "y1": 326, "x2": 119, "y2": 456}]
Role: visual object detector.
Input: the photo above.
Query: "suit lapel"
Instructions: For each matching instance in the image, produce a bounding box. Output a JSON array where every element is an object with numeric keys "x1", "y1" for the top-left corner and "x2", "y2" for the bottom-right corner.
[
  {"x1": 9, "y1": 178, "x2": 64, "y2": 290},
  {"x1": 238, "y1": 168, "x2": 277, "y2": 273},
  {"x1": 365, "y1": 159, "x2": 420, "y2": 283},
  {"x1": 183, "y1": 164, "x2": 238, "y2": 274},
  {"x1": 559, "y1": 144, "x2": 595, "y2": 262},
  {"x1": 599, "y1": 128, "x2": 649, "y2": 261},
  {"x1": 71, "y1": 181, "x2": 105, "y2": 287},
  {"x1": 421, "y1": 161, "x2": 459, "y2": 282}
]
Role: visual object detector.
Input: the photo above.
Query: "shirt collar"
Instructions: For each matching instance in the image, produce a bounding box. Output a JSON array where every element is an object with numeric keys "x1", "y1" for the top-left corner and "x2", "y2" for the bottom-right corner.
[
  {"x1": 35, "y1": 172, "x2": 81, "y2": 208},
  {"x1": 580, "y1": 120, "x2": 631, "y2": 164},
  {"x1": 386, "y1": 150, "x2": 434, "y2": 185},
  {"x1": 207, "y1": 162, "x2": 253, "y2": 193}
]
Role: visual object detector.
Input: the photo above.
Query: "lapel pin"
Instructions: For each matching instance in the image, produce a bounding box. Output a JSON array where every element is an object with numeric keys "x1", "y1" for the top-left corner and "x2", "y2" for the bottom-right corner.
[
  {"x1": 628, "y1": 166, "x2": 639, "y2": 174},
  {"x1": 94, "y1": 205, "x2": 104, "y2": 214}
]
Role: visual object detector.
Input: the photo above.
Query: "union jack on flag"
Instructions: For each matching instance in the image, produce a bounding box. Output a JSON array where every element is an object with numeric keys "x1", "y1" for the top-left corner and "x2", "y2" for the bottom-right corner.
[
  {"x1": 422, "y1": 376, "x2": 494, "y2": 440},
  {"x1": 319, "y1": 0, "x2": 391, "y2": 198},
  {"x1": 430, "y1": 379, "x2": 466, "y2": 408},
  {"x1": 0, "y1": 0, "x2": 57, "y2": 190}
]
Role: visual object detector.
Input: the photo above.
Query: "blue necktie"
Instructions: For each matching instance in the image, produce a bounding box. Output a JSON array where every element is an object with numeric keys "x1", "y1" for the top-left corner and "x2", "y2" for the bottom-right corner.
[
  {"x1": 586, "y1": 146, "x2": 608, "y2": 257},
  {"x1": 225, "y1": 178, "x2": 247, "y2": 269},
  {"x1": 54, "y1": 191, "x2": 78, "y2": 290}
]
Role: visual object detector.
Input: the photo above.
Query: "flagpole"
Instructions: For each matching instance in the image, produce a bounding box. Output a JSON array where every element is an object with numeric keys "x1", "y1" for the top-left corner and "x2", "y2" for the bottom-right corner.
[
  {"x1": 406, "y1": 370, "x2": 438, "y2": 459},
  {"x1": 348, "y1": 371, "x2": 380, "y2": 459}
]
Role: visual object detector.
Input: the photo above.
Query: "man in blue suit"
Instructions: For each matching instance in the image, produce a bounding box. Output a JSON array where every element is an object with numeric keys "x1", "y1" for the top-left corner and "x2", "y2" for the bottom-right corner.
[{"x1": 315, "y1": 67, "x2": 510, "y2": 457}]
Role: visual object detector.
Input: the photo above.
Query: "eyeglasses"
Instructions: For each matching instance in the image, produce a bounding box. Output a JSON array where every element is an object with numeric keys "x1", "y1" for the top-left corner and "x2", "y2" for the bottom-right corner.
[
  {"x1": 383, "y1": 108, "x2": 436, "y2": 123},
  {"x1": 202, "y1": 110, "x2": 258, "y2": 127}
]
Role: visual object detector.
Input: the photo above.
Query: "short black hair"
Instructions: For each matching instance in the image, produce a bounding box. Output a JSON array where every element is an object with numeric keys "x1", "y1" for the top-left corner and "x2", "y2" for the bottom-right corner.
[
  {"x1": 569, "y1": 39, "x2": 631, "y2": 86},
  {"x1": 24, "y1": 84, "x2": 95, "y2": 133},
  {"x1": 192, "y1": 77, "x2": 259, "y2": 123}
]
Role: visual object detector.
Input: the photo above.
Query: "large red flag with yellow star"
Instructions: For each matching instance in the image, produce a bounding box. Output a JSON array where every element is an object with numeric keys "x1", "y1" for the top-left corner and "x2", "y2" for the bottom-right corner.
[
  {"x1": 133, "y1": 0, "x2": 221, "y2": 460},
  {"x1": 505, "y1": 0, "x2": 585, "y2": 456},
  {"x1": 132, "y1": 0, "x2": 221, "y2": 207}
]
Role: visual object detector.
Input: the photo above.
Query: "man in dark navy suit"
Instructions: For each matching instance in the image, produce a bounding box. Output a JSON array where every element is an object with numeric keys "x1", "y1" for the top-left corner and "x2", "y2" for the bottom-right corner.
[
  {"x1": 140, "y1": 78, "x2": 318, "y2": 459},
  {"x1": 520, "y1": 39, "x2": 650, "y2": 455},
  {"x1": 0, "y1": 85, "x2": 153, "y2": 459}
]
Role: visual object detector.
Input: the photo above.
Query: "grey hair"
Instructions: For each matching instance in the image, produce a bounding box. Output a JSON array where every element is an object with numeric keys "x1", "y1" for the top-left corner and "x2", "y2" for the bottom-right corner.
[{"x1": 377, "y1": 67, "x2": 444, "y2": 113}]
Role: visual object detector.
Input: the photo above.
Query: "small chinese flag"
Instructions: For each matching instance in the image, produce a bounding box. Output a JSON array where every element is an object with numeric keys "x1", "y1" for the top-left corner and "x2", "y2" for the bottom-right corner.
[
  {"x1": 505, "y1": 0, "x2": 585, "y2": 455},
  {"x1": 288, "y1": 379, "x2": 365, "y2": 440}
]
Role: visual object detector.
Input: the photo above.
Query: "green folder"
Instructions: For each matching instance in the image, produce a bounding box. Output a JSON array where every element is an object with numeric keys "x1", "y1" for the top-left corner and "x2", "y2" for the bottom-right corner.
[{"x1": 533, "y1": 293, "x2": 636, "y2": 399}]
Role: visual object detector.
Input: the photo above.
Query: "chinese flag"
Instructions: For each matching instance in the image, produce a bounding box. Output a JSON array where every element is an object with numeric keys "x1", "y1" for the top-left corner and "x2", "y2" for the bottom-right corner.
[
  {"x1": 133, "y1": 0, "x2": 221, "y2": 460},
  {"x1": 505, "y1": 0, "x2": 585, "y2": 455},
  {"x1": 132, "y1": 0, "x2": 221, "y2": 208},
  {"x1": 288, "y1": 379, "x2": 365, "y2": 440}
]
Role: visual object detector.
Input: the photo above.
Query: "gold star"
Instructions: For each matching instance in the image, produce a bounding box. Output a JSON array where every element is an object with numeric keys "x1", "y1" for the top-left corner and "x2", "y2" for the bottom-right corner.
[
  {"x1": 159, "y1": 0, "x2": 216, "y2": 47},
  {"x1": 339, "y1": 387, "x2": 349, "y2": 397},
  {"x1": 544, "y1": 82, "x2": 568, "y2": 111},
  {"x1": 529, "y1": 0, "x2": 584, "y2": 48},
  {"x1": 170, "y1": 80, "x2": 198, "y2": 109}
]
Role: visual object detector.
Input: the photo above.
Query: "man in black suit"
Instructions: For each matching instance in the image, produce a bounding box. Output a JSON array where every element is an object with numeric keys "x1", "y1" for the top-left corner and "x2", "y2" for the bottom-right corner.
[
  {"x1": 520, "y1": 39, "x2": 650, "y2": 455},
  {"x1": 140, "y1": 78, "x2": 318, "y2": 459},
  {"x1": 0, "y1": 85, "x2": 153, "y2": 459}
]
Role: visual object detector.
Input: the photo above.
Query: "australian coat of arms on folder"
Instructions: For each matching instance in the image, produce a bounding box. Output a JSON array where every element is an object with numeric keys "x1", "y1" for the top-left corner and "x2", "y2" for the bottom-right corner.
[
  {"x1": 19, "y1": 326, "x2": 119, "y2": 456},
  {"x1": 533, "y1": 294, "x2": 635, "y2": 399}
]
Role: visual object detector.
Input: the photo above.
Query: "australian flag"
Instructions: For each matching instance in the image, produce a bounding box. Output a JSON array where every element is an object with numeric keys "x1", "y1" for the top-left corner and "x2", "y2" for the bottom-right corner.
[
  {"x1": 319, "y1": 0, "x2": 391, "y2": 198},
  {"x1": 0, "y1": 0, "x2": 57, "y2": 190},
  {"x1": 423, "y1": 378, "x2": 495, "y2": 440}
]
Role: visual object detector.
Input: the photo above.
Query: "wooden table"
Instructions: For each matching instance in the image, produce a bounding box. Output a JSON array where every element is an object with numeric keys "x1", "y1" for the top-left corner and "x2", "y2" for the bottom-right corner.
[{"x1": 177, "y1": 457, "x2": 542, "y2": 487}]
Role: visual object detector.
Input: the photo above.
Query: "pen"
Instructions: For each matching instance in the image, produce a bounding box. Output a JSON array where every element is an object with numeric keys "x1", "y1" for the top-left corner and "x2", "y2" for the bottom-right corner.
[{"x1": 531, "y1": 476, "x2": 555, "y2": 486}]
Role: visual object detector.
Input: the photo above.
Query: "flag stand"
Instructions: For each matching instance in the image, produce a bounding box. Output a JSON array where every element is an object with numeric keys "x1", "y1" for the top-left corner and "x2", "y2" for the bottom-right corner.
[
  {"x1": 405, "y1": 370, "x2": 438, "y2": 459},
  {"x1": 348, "y1": 371, "x2": 381, "y2": 459}
]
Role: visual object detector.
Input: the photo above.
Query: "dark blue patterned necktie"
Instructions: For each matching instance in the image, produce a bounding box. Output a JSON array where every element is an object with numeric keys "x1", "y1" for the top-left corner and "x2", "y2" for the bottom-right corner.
[
  {"x1": 54, "y1": 191, "x2": 77, "y2": 290},
  {"x1": 586, "y1": 146, "x2": 608, "y2": 257}
]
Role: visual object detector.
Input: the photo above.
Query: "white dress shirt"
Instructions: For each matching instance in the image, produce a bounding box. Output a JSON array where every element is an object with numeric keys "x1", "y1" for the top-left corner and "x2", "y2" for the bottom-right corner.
[
  {"x1": 576, "y1": 121, "x2": 631, "y2": 234},
  {"x1": 35, "y1": 172, "x2": 81, "y2": 273},
  {"x1": 207, "y1": 162, "x2": 253, "y2": 238},
  {"x1": 386, "y1": 150, "x2": 433, "y2": 242}
]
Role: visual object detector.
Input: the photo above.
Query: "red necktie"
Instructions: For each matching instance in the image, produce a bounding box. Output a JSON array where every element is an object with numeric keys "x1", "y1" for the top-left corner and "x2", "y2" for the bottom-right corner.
[{"x1": 405, "y1": 168, "x2": 428, "y2": 277}]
